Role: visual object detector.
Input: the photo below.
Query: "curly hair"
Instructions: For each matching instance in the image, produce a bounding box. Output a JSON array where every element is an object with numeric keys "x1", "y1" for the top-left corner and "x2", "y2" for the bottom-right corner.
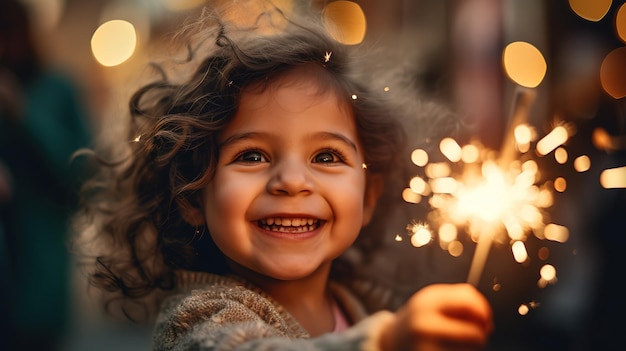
[{"x1": 72, "y1": 4, "x2": 410, "y2": 321}]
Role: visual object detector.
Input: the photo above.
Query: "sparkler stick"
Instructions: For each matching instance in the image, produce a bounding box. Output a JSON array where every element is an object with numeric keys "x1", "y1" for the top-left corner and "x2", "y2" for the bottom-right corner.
[
  {"x1": 466, "y1": 228, "x2": 495, "y2": 286},
  {"x1": 465, "y1": 86, "x2": 537, "y2": 286},
  {"x1": 499, "y1": 87, "x2": 537, "y2": 165}
]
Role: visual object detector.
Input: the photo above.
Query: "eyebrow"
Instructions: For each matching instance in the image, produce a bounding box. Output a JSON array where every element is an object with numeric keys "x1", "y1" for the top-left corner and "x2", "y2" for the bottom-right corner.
[
  {"x1": 314, "y1": 131, "x2": 358, "y2": 151},
  {"x1": 219, "y1": 131, "x2": 358, "y2": 151},
  {"x1": 219, "y1": 132, "x2": 263, "y2": 149}
]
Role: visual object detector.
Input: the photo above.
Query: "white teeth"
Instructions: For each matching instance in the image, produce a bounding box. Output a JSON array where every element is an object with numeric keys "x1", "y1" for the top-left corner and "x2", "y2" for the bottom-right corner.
[{"x1": 258, "y1": 217, "x2": 320, "y2": 233}]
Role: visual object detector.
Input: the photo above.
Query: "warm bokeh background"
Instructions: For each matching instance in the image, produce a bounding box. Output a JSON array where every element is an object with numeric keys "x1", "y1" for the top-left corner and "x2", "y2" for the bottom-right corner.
[{"x1": 1, "y1": 1, "x2": 625, "y2": 350}]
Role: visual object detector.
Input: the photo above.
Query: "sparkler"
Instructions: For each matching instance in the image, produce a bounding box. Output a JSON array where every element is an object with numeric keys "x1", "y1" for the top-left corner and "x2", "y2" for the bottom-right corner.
[
  {"x1": 404, "y1": 122, "x2": 570, "y2": 286},
  {"x1": 403, "y1": 41, "x2": 572, "y2": 287},
  {"x1": 404, "y1": 108, "x2": 572, "y2": 286}
]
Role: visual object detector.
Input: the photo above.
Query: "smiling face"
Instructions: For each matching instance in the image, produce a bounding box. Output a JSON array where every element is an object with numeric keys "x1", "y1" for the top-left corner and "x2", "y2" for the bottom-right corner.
[{"x1": 200, "y1": 68, "x2": 378, "y2": 281}]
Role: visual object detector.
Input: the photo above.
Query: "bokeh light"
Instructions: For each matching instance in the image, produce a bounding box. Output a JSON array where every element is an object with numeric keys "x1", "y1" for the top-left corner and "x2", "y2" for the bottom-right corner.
[
  {"x1": 402, "y1": 188, "x2": 421, "y2": 204},
  {"x1": 100, "y1": 0, "x2": 151, "y2": 45},
  {"x1": 554, "y1": 147, "x2": 568, "y2": 164},
  {"x1": 554, "y1": 177, "x2": 567, "y2": 192},
  {"x1": 512, "y1": 241, "x2": 529, "y2": 263},
  {"x1": 600, "y1": 47, "x2": 626, "y2": 99},
  {"x1": 411, "y1": 148, "x2": 429, "y2": 167},
  {"x1": 409, "y1": 223, "x2": 432, "y2": 247},
  {"x1": 536, "y1": 126, "x2": 568, "y2": 156},
  {"x1": 544, "y1": 224, "x2": 570, "y2": 243},
  {"x1": 91, "y1": 20, "x2": 137, "y2": 67},
  {"x1": 518, "y1": 304, "x2": 530, "y2": 315},
  {"x1": 600, "y1": 166, "x2": 626, "y2": 188},
  {"x1": 573, "y1": 155, "x2": 591, "y2": 172},
  {"x1": 617, "y1": 3, "x2": 626, "y2": 43},
  {"x1": 568, "y1": 0, "x2": 612, "y2": 22},
  {"x1": 440, "y1": 137, "x2": 463, "y2": 162},
  {"x1": 539, "y1": 264, "x2": 556, "y2": 283},
  {"x1": 323, "y1": 1, "x2": 367, "y2": 45},
  {"x1": 503, "y1": 41, "x2": 547, "y2": 88},
  {"x1": 447, "y1": 241, "x2": 464, "y2": 257}
]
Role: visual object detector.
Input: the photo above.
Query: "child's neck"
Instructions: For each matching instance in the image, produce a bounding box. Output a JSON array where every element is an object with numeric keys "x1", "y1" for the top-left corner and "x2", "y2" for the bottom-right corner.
[{"x1": 228, "y1": 261, "x2": 336, "y2": 336}]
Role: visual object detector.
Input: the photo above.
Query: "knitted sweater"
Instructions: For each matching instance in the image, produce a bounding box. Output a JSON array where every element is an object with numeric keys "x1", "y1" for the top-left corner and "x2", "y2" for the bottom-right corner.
[{"x1": 153, "y1": 271, "x2": 395, "y2": 351}]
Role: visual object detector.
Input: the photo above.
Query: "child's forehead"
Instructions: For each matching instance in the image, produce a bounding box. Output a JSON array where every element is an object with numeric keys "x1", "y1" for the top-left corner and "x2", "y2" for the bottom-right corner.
[
  {"x1": 239, "y1": 75, "x2": 353, "y2": 118},
  {"x1": 243, "y1": 64, "x2": 350, "y2": 101}
]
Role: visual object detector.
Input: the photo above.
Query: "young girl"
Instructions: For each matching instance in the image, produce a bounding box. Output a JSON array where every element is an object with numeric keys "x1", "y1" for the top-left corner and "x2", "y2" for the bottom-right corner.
[{"x1": 73, "y1": 4, "x2": 493, "y2": 350}]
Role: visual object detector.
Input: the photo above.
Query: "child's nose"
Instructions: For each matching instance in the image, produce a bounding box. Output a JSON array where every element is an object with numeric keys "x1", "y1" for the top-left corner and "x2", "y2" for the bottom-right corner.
[{"x1": 266, "y1": 158, "x2": 314, "y2": 196}]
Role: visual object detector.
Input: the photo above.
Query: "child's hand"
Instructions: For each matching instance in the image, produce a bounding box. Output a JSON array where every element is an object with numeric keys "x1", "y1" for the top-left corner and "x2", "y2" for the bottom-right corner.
[{"x1": 379, "y1": 283, "x2": 493, "y2": 351}]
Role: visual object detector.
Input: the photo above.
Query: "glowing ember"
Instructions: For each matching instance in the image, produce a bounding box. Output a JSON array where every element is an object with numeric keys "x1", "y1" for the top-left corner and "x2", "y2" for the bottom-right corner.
[
  {"x1": 600, "y1": 166, "x2": 626, "y2": 188},
  {"x1": 538, "y1": 264, "x2": 557, "y2": 287},
  {"x1": 407, "y1": 221, "x2": 432, "y2": 247},
  {"x1": 518, "y1": 301, "x2": 540, "y2": 315}
]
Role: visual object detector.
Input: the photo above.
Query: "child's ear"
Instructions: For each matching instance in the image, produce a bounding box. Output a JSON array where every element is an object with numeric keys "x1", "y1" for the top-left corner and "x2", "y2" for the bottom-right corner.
[
  {"x1": 362, "y1": 174, "x2": 384, "y2": 227},
  {"x1": 179, "y1": 200, "x2": 206, "y2": 227}
]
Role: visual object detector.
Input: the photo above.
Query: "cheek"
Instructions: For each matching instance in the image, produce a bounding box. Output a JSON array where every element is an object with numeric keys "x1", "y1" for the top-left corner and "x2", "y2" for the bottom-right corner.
[
  {"x1": 327, "y1": 174, "x2": 368, "y2": 223},
  {"x1": 202, "y1": 181, "x2": 250, "y2": 254},
  {"x1": 204, "y1": 179, "x2": 246, "y2": 224}
]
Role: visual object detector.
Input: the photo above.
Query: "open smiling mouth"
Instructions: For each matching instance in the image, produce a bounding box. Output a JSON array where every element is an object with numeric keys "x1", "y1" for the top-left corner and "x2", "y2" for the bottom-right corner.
[{"x1": 257, "y1": 217, "x2": 322, "y2": 233}]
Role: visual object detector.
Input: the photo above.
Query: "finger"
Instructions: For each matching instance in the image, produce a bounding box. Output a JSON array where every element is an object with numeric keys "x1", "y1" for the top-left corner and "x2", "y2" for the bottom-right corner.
[{"x1": 411, "y1": 308, "x2": 491, "y2": 346}]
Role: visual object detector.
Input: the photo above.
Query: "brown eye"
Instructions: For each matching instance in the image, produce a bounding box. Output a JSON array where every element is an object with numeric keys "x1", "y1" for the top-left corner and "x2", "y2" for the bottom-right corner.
[
  {"x1": 238, "y1": 151, "x2": 267, "y2": 163},
  {"x1": 313, "y1": 152, "x2": 337, "y2": 163}
]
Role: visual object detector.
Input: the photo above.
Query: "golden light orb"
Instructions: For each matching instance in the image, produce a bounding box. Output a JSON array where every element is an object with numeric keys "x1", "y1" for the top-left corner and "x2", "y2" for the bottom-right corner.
[
  {"x1": 409, "y1": 176, "x2": 429, "y2": 195},
  {"x1": 518, "y1": 304, "x2": 530, "y2": 315},
  {"x1": 402, "y1": 188, "x2": 422, "y2": 204},
  {"x1": 411, "y1": 148, "x2": 429, "y2": 167},
  {"x1": 512, "y1": 241, "x2": 529, "y2": 263},
  {"x1": 440, "y1": 138, "x2": 462, "y2": 162},
  {"x1": 569, "y1": 0, "x2": 612, "y2": 22},
  {"x1": 616, "y1": 3, "x2": 626, "y2": 43},
  {"x1": 554, "y1": 177, "x2": 567, "y2": 192},
  {"x1": 410, "y1": 224, "x2": 432, "y2": 247},
  {"x1": 323, "y1": 1, "x2": 367, "y2": 45},
  {"x1": 573, "y1": 155, "x2": 591, "y2": 172},
  {"x1": 503, "y1": 41, "x2": 547, "y2": 88},
  {"x1": 540, "y1": 264, "x2": 557, "y2": 281},
  {"x1": 91, "y1": 20, "x2": 137, "y2": 67},
  {"x1": 554, "y1": 147, "x2": 568, "y2": 164},
  {"x1": 439, "y1": 223, "x2": 458, "y2": 242},
  {"x1": 536, "y1": 126, "x2": 568, "y2": 156},
  {"x1": 461, "y1": 144, "x2": 480, "y2": 163},
  {"x1": 544, "y1": 224, "x2": 570, "y2": 243},
  {"x1": 600, "y1": 47, "x2": 626, "y2": 99},
  {"x1": 600, "y1": 166, "x2": 626, "y2": 188},
  {"x1": 447, "y1": 240, "x2": 464, "y2": 257}
]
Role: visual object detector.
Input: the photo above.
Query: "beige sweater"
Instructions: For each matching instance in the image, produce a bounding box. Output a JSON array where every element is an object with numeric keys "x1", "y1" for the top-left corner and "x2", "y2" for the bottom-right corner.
[{"x1": 153, "y1": 271, "x2": 394, "y2": 351}]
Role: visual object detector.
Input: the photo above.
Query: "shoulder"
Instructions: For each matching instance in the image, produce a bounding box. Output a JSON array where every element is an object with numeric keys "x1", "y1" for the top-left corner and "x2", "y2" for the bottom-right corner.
[{"x1": 154, "y1": 271, "x2": 308, "y2": 350}]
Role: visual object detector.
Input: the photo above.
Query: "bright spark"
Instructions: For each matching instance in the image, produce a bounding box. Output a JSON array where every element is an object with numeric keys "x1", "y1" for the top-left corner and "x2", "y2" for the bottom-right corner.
[{"x1": 404, "y1": 127, "x2": 572, "y2": 285}]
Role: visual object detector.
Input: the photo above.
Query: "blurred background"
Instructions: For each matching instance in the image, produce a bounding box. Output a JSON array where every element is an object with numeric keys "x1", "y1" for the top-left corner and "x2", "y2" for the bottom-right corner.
[{"x1": 1, "y1": 0, "x2": 625, "y2": 350}]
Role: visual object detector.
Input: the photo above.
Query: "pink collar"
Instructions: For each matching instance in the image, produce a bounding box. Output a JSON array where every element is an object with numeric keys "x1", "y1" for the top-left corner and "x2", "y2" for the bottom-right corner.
[{"x1": 332, "y1": 298, "x2": 350, "y2": 332}]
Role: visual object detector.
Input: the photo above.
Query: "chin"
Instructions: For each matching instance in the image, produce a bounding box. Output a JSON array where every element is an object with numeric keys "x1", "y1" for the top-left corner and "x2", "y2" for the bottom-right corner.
[
  {"x1": 264, "y1": 268, "x2": 316, "y2": 281},
  {"x1": 258, "y1": 262, "x2": 324, "y2": 281}
]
